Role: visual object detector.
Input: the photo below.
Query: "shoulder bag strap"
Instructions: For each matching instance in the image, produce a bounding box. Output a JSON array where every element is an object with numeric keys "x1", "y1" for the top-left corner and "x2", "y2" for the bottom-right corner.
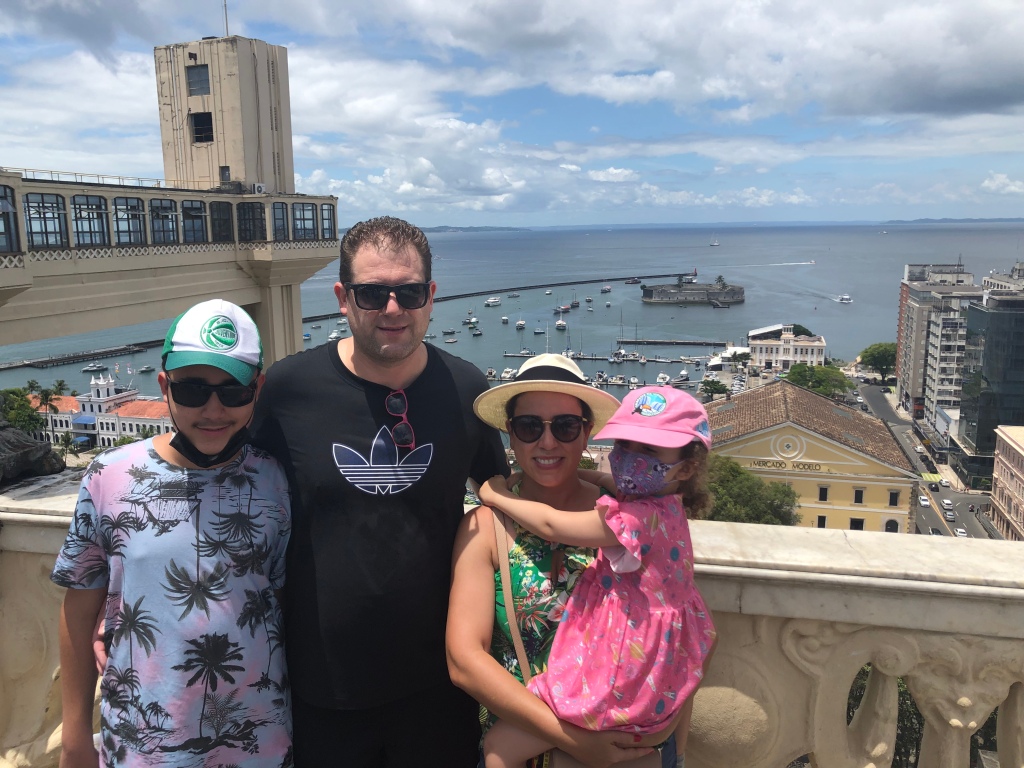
[{"x1": 493, "y1": 508, "x2": 532, "y2": 685}]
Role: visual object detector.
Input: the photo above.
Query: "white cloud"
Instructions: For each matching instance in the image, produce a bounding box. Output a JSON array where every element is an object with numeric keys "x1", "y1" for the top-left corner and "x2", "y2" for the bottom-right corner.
[
  {"x1": 981, "y1": 172, "x2": 1024, "y2": 195},
  {"x1": 587, "y1": 167, "x2": 639, "y2": 182}
]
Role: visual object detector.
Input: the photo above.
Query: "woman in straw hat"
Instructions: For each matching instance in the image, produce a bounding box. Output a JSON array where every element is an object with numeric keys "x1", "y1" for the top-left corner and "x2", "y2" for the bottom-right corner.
[{"x1": 446, "y1": 355, "x2": 678, "y2": 767}]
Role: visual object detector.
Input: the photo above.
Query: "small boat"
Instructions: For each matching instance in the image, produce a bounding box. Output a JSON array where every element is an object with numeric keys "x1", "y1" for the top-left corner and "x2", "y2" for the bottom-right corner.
[
  {"x1": 485, "y1": 368, "x2": 497, "y2": 380},
  {"x1": 606, "y1": 301, "x2": 612, "y2": 307},
  {"x1": 570, "y1": 292, "x2": 580, "y2": 308},
  {"x1": 534, "y1": 328, "x2": 545, "y2": 335},
  {"x1": 553, "y1": 305, "x2": 571, "y2": 314},
  {"x1": 445, "y1": 338, "x2": 458, "y2": 344},
  {"x1": 837, "y1": 294, "x2": 853, "y2": 304},
  {"x1": 545, "y1": 289, "x2": 552, "y2": 295},
  {"x1": 303, "y1": 333, "x2": 312, "y2": 341},
  {"x1": 587, "y1": 307, "x2": 594, "y2": 312},
  {"x1": 500, "y1": 368, "x2": 516, "y2": 380},
  {"x1": 311, "y1": 324, "x2": 321, "y2": 329},
  {"x1": 608, "y1": 374, "x2": 626, "y2": 385},
  {"x1": 656, "y1": 372, "x2": 671, "y2": 385},
  {"x1": 137, "y1": 365, "x2": 155, "y2": 373},
  {"x1": 328, "y1": 330, "x2": 342, "y2": 341},
  {"x1": 515, "y1": 319, "x2": 526, "y2": 330},
  {"x1": 624, "y1": 277, "x2": 641, "y2": 284},
  {"x1": 555, "y1": 319, "x2": 567, "y2": 330},
  {"x1": 628, "y1": 376, "x2": 639, "y2": 385},
  {"x1": 81, "y1": 362, "x2": 108, "y2": 372},
  {"x1": 338, "y1": 317, "x2": 348, "y2": 325},
  {"x1": 424, "y1": 333, "x2": 437, "y2": 339},
  {"x1": 501, "y1": 316, "x2": 509, "y2": 324},
  {"x1": 472, "y1": 329, "x2": 483, "y2": 336},
  {"x1": 710, "y1": 239, "x2": 720, "y2": 247},
  {"x1": 585, "y1": 296, "x2": 593, "y2": 302},
  {"x1": 462, "y1": 317, "x2": 474, "y2": 325},
  {"x1": 600, "y1": 285, "x2": 612, "y2": 293},
  {"x1": 442, "y1": 328, "x2": 457, "y2": 335},
  {"x1": 467, "y1": 307, "x2": 474, "y2": 315},
  {"x1": 484, "y1": 297, "x2": 501, "y2": 307},
  {"x1": 507, "y1": 292, "x2": 521, "y2": 298},
  {"x1": 639, "y1": 355, "x2": 647, "y2": 365}
]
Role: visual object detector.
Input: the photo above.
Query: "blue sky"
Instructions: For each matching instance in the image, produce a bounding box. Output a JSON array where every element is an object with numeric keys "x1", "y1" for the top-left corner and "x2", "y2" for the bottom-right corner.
[{"x1": 2, "y1": 0, "x2": 1024, "y2": 226}]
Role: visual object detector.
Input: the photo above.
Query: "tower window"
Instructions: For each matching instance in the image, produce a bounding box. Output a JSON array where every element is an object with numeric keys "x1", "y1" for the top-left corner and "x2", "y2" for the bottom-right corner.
[
  {"x1": 191, "y1": 112, "x2": 214, "y2": 143},
  {"x1": 186, "y1": 65, "x2": 210, "y2": 96}
]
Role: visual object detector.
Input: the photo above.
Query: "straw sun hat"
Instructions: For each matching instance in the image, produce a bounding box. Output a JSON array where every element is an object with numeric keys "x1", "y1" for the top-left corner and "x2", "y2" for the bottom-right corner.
[{"x1": 474, "y1": 353, "x2": 621, "y2": 432}]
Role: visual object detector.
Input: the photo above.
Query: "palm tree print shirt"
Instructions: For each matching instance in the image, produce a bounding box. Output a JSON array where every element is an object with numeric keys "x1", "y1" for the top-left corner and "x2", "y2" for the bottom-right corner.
[{"x1": 51, "y1": 440, "x2": 293, "y2": 768}]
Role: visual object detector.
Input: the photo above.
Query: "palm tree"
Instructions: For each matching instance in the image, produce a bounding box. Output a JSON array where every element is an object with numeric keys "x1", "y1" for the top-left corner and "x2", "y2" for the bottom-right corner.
[
  {"x1": 25, "y1": 379, "x2": 40, "y2": 394},
  {"x1": 715, "y1": 275, "x2": 728, "y2": 289},
  {"x1": 36, "y1": 388, "x2": 60, "y2": 441},
  {"x1": 172, "y1": 632, "x2": 244, "y2": 736},
  {"x1": 52, "y1": 379, "x2": 68, "y2": 396},
  {"x1": 58, "y1": 431, "x2": 79, "y2": 459},
  {"x1": 110, "y1": 596, "x2": 160, "y2": 669},
  {"x1": 162, "y1": 559, "x2": 230, "y2": 619}
]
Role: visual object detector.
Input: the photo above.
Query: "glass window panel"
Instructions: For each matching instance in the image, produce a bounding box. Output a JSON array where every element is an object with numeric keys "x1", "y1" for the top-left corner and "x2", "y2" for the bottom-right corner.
[
  {"x1": 181, "y1": 200, "x2": 207, "y2": 243},
  {"x1": 237, "y1": 202, "x2": 266, "y2": 242},
  {"x1": 210, "y1": 201, "x2": 233, "y2": 242},
  {"x1": 273, "y1": 202, "x2": 289, "y2": 241},
  {"x1": 320, "y1": 203, "x2": 336, "y2": 239},
  {"x1": 291, "y1": 202, "x2": 316, "y2": 240},
  {"x1": 186, "y1": 64, "x2": 210, "y2": 96},
  {"x1": 71, "y1": 195, "x2": 110, "y2": 246},
  {"x1": 0, "y1": 185, "x2": 20, "y2": 253},
  {"x1": 23, "y1": 192, "x2": 68, "y2": 249},
  {"x1": 149, "y1": 199, "x2": 178, "y2": 244},
  {"x1": 112, "y1": 197, "x2": 146, "y2": 245}
]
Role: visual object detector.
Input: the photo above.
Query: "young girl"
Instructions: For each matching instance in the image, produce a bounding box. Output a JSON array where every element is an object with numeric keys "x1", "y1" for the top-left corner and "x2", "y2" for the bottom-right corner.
[{"x1": 479, "y1": 386, "x2": 717, "y2": 768}]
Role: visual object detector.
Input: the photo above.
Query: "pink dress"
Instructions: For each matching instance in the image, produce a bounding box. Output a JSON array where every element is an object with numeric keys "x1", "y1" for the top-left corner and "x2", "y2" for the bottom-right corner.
[{"x1": 526, "y1": 494, "x2": 716, "y2": 733}]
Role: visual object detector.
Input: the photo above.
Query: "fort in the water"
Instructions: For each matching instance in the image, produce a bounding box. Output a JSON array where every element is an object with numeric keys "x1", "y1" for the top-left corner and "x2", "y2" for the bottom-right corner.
[{"x1": 640, "y1": 270, "x2": 745, "y2": 306}]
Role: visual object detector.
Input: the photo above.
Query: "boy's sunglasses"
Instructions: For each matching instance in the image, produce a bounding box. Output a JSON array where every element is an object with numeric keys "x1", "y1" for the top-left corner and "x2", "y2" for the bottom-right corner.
[
  {"x1": 344, "y1": 282, "x2": 431, "y2": 311},
  {"x1": 509, "y1": 414, "x2": 587, "y2": 443},
  {"x1": 168, "y1": 380, "x2": 257, "y2": 408}
]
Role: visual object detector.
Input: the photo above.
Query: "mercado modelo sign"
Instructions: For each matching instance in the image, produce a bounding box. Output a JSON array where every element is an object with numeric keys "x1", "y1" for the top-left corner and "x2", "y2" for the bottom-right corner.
[{"x1": 750, "y1": 459, "x2": 827, "y2": 472}]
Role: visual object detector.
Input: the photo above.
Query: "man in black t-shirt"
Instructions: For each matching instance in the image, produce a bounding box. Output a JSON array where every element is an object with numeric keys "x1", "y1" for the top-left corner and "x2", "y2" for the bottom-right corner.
[{"x1": 252, "y1": 217, "x2": 507, "y2": 768}]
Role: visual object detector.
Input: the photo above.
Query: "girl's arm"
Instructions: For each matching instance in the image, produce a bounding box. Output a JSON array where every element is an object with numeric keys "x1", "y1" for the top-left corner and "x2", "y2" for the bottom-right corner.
[
  {"x1": 577, "y1": 467, "x2": 614, "y2": 490},
  {"x1": 446, "y1": 507, "x2": 657, "y2": 766},
  {"x1": 478, "y1": 477, "x2": 620, "y2": 548}
]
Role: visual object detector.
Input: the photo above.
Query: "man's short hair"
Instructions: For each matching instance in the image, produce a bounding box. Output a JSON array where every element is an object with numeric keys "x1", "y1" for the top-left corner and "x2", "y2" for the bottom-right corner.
[{"x1": 339, "y1": 216, "x2": 432, "y2": 284}]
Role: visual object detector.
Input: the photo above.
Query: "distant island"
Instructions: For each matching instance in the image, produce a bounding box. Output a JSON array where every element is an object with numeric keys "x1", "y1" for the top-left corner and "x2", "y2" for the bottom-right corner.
[
  {"x1": 421, "y1": 226, "x2": 530, "y2": 232},
  {"x1": 882, "y1": 217, "x2": 1024, "y2": 224}
]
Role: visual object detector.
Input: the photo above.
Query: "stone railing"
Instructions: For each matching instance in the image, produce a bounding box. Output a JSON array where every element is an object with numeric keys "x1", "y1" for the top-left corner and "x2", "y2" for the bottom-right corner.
[{"x1": 2, "y1": 472, "x2": 1022, "y2": 768}]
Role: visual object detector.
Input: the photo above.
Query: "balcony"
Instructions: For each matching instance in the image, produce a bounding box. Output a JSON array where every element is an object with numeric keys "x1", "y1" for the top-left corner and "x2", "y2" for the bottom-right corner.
[{"x1": 2, "y1": 473, "x2": 1023, "y2": 768}]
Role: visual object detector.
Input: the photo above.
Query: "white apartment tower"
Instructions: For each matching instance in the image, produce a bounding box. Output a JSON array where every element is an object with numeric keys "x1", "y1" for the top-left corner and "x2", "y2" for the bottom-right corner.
[{"x1": 154, "y1": 37, "x2": 295, "y2": 194}]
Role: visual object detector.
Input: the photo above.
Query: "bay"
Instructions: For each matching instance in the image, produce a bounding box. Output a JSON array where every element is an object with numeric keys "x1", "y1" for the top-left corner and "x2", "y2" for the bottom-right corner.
[{"x1": 2, "y1": 221, "x2": 1022, "y2": 398}]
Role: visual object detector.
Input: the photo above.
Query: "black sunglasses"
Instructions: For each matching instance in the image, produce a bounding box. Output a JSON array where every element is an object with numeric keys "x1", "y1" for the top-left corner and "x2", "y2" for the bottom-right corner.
[
  {"x1": 385, "y1": 389, "x2": 415, "y2": 449},
  {"x1": 344, "y1": 282, "x2": 431, "y2": 311},
  {"x1": 168, "y1": 380, "x2": 257, "y2": 408},
  {"x1": 509, "y1": 414, "x2": 587, "y2": 443}
]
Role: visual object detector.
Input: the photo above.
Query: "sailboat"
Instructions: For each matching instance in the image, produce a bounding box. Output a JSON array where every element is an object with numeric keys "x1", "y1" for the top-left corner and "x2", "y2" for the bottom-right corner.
[{"x1": 709, "y1": 235, "x2": 720, "y2": 246}]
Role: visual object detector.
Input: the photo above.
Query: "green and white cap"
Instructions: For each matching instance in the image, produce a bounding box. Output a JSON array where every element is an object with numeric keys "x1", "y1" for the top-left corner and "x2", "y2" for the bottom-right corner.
[{"x1": 162, "y1": 300, "x2": 263, "y2": 385}]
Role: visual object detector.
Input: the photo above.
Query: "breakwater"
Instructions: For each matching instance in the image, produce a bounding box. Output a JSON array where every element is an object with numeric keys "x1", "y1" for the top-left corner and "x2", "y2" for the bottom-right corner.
[{"x1": 0, "y1": 341, "x2": 163, "y2": 371}]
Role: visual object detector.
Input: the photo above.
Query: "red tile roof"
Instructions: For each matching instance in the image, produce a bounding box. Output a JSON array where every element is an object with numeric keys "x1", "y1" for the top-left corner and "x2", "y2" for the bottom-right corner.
[
  {"x1": 29, "y1": 395, "x2": 80, "y2": 414},
  {"x1": 706, "y1": 380, "x2": 915, "y2": 472},
  {"x1": 110, "y1": 400, "x2": 170, "y2": 419}
]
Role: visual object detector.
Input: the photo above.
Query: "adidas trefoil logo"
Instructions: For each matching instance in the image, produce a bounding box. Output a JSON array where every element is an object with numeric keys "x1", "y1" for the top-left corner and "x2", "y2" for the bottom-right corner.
[{"x1": 333, "y1": 426, "x2": 433, "y2": 495}]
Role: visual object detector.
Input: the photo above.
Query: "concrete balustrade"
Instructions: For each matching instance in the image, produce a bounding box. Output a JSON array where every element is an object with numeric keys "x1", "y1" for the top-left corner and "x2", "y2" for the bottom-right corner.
[{"x1": 2, "y1": 472, "x2": 1022, "y2": 768}]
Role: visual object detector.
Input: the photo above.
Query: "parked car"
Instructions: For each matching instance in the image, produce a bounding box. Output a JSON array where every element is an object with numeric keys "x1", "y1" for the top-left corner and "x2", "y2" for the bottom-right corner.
[
  {"x1": 940, "y1": 499, "x2": 954, "y2": 510},
  {"x1": 918, "y1": 495, "x2": 930, "y2": 507},
  {"x1": 954, "y1": 527, "x2": 968, "y2": 538},
  {"x1": 928, "y1": 482, "x2": 940, "y2": 491},
  {"x1": 860, "y1": 403, "x2": 869, "y2": 412},
  {"x1": 880, "y1": 386, "x2": 892, "y2": 393},
  {"x1": 940, "y1": 478, "x2": 950, "y2": 487}
]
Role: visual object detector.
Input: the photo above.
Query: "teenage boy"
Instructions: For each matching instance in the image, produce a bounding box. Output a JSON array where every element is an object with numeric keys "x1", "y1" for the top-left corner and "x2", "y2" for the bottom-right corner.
[{"x1": 52, "y1": 299, "x2": 292, "y2": 768}]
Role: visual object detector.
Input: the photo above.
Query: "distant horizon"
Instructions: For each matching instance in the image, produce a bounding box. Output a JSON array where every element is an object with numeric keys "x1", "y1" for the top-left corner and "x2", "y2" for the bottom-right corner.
[{"x1": 421, "y1": 218, "x2": 1024, "y2": 232}]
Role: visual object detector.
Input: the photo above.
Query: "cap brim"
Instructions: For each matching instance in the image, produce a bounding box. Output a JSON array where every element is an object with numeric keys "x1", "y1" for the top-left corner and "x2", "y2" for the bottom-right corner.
[
  {"x1": 474, "y1": 379, "x2": 621, "y2": 432},
  {"x1": 594, "y1": 421, "x2": 709, "y2": 449},
  {"x1": 163, "y1": 351, "x2": 259, "y2": 385}
]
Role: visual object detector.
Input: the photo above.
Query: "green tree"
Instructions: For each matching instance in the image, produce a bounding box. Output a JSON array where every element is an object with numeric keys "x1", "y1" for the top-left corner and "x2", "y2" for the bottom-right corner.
[
  {"x1": 700, "y1": 379, "x2": 729, "y2": 397},
  {"x1": 113, "y1": 435, "x2": 137, "y2": 447},
  {"x1": 34, "y1": 388, "x2": 60, "y2": 439},
  {"x1": 791, "y1": 324, "x2": 814, "y2": 337},
  {"x1": 707, "y1": 454, "x2": 801, "y2": 525},
  {"x1": 52, "y1": 379, "x2": 68, "y2": 396},
  {"x1": 25, "y1": 379, "x2": 40, "y2": 394},
  {"x1": 714, "y1": 275, "x2": 728, "y2": 289},
  {"x1": 1, "y1": 389, "x2": 45, "y2": 433},
  {"x1": 860, "y1": 342, "x2": 897, "y2": 381},
  {"x1": 729, "y1": 351, "x2": 751, "y2": 370},
  {"x1": 58, "y1": 431, "x2": 80, "y2": 459},
  {"x1": 786, "y1": 363, "x2": 854, "y2": 398}
]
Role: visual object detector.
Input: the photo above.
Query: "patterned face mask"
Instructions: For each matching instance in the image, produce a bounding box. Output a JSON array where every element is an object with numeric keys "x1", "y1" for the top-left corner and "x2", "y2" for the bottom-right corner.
[{"x1": 608, "y1": 443, "x2": 683, "y2": 496}]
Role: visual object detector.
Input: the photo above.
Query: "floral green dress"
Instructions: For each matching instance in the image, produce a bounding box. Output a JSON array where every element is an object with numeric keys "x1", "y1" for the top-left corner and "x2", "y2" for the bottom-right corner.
[{"x1": 485, "y1": 513, "x2": 596, "y2": 766}]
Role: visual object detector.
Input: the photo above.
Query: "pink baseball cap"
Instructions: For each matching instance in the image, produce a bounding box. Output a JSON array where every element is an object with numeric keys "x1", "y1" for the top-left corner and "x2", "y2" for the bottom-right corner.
[{"x1": 595, "y1": 386, "x2": 713, "y2": 450}]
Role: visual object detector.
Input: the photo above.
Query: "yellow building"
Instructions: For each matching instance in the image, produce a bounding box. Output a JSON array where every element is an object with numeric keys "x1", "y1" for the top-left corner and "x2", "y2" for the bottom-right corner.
[{"x1": 706, "y1": 380, "x2": 918, "y2": 532}]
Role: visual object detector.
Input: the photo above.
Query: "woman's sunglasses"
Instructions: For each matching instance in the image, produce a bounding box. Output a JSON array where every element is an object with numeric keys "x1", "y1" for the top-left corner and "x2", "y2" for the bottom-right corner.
[
  {"x1": 344, "y1": 282, "x2": 431, "y2": 311},
  {"x1": 509, "y1": 414, "x2": 587, "y2": 443},
  {"x1": 168, "y1": 380, "x2": 257, "y2": 408}
]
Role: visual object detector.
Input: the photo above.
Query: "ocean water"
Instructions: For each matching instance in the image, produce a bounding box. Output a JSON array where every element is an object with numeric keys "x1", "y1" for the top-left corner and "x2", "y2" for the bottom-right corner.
[{"x1": 2, "y1": 221, "x2": 1023, "y2": 397}]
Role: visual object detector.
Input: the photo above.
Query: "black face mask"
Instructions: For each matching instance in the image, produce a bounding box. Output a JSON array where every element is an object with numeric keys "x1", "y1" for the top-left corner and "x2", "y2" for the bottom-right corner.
[{"x1": 169, "y1": 426, "x2": 251, "y2": 469}]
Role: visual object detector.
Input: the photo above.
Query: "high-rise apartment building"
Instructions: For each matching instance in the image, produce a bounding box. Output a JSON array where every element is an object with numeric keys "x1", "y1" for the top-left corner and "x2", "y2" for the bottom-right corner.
[
  {"x1": 951, "y1": 290, "x2": 1024, "y2": 488},
  {"x1": 895, "y1": 264, "x2": 977, "y2": 421},
  {"x1": 990, "y1": 425, "x2": 1024, "y2": 541}
]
